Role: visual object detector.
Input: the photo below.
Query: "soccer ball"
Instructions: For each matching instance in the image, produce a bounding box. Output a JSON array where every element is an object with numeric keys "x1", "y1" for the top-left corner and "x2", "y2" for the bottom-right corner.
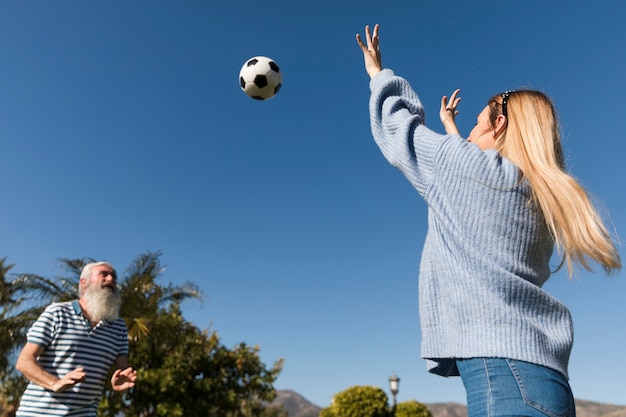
[{"x1": 239, "y1": 56, "x2": 282, "y2": 100}]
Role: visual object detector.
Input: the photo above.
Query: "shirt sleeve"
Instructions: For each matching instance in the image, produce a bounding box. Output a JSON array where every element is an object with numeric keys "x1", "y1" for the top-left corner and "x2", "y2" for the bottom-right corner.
[{"x1": 25, "y1": 305, "x2": 58, "y2": 349}]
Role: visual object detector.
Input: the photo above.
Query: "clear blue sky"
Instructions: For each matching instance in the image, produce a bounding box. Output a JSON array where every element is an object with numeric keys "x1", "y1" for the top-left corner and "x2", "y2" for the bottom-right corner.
[{"x1": 1, "y1": 0, "x2": 625, "y2": 408}]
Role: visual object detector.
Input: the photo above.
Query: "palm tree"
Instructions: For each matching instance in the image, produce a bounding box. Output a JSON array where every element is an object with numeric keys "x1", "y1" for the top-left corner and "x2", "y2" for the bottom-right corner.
[
  {"x1": 9, "y1": 265, "x2": 79, "y2": 324},
  {"x1": 0, "y1": 258, "x2": 29, "y2": 417},
  {"x1": 0, "y1": 258, "x2": 17, "y2": 371},
  {"x1": 117, "y1": 251, "x2": 203, "y2": 341}
]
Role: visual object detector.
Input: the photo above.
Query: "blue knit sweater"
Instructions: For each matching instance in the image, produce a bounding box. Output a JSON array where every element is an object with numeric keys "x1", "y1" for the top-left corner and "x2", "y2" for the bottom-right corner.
[{"x1": 369, "y1": 69, "x2": 573, "y2": 378}]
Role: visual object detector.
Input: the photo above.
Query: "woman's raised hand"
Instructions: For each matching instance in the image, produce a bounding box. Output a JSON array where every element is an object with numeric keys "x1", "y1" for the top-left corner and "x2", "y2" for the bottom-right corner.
[
  {"x1": 356, "y1": 24, "x2": 382, "y2": 79},
  {"x1": 440, "y1": 89, "x2": 462, "y2": 135}
]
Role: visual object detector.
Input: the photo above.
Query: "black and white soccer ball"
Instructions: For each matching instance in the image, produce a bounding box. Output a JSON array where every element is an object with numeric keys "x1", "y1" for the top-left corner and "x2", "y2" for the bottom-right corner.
[{"x1": 239, "y1": 56, "x2": 282, "y2": 100}]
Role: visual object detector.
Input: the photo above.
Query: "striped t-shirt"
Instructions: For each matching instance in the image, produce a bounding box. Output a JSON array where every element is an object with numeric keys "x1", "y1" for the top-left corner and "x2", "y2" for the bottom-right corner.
[{"x1": 16, "y1": 300, "x2": 129, "y2": 417}]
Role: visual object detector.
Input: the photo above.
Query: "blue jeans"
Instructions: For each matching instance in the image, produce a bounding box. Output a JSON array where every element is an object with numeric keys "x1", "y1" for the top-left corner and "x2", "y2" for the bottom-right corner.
[{"x1": 456, "y1": 358, "x2": 576, "y2": 417}]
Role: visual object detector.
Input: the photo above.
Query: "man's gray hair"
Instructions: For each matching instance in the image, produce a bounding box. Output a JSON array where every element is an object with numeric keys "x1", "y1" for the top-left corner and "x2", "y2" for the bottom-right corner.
[
  {"x1": 79, "y1": 261, "x2": 116, "y2": 296},
  {"x1": 80, "y1": 261, "x2": 116, "y2": 280}
]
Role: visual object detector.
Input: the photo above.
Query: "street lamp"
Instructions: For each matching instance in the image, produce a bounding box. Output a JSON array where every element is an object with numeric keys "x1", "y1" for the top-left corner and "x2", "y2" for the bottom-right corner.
[{"x1": 388, "y1": 374, "x2": 400, "y2": 410}]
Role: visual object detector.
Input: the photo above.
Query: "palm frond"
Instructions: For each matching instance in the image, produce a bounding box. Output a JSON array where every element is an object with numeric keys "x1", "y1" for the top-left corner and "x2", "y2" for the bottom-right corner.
[
  {"x1": 124, "y1": 251, "x2": 166, "y2": 280},
  {"x1": 57, "y1": 257, "x2": 96, "y2": 278},
  {"x1": 11, "y1": 274, "x2": 78, "y2": 303},
  {"x1": 160, "y1": 281, "x2": 204, "y2": 306},
  {"x1": 127, "y1": 316, "x2": 151, "y2": 341}
]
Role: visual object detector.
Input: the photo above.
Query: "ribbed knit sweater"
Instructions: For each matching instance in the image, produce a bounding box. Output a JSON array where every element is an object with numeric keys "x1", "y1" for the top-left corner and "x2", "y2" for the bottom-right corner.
[{"x1": 369, "y1": 69, "x2": 573, "y2": 378}]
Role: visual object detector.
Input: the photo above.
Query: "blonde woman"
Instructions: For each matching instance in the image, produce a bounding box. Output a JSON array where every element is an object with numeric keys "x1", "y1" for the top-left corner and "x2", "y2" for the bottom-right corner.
[{"x1": 357, "y1": 24, "x2": 620, "y2": 417}]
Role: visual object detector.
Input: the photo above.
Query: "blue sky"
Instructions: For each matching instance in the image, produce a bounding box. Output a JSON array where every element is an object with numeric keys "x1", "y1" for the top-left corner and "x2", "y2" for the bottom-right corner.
[{"x1": 1, "y1": 0, "x2": 625, "y2": 408}]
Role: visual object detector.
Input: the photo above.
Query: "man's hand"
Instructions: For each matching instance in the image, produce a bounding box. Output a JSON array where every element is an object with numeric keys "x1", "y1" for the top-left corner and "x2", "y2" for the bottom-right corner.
[
  {"x1": 111, "y1": 367, "x2": 137, "y2": 391},
  {"x1": 16, "y1": 342, "x2": 86, "y2": 392},
  {"x1": 51, "y1": 367, "x2": 86, "y2": 392}
]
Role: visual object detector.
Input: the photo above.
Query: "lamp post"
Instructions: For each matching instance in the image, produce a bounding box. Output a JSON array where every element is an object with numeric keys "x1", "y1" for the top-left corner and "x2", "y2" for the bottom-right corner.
[{"x1": 388, "y1": 374, "x2": 400, "y2": 413}]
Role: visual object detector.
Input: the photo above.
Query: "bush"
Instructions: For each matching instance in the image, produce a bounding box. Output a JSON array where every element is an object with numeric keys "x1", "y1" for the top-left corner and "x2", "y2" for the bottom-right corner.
[
  {"x1": 329, "y1": 385, "x2": 390, "y2": 417},
  {"x1": 395, "y1": 400, "x2": 432, "y2": 417}
]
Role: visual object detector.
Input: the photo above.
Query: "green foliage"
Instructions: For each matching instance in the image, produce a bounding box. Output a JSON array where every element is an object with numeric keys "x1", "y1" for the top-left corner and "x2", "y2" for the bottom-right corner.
[
  {"x1": 395, "y1": 400, "x2": 432, "y2": 417},
  {"x1": 320, "y1": 386, "x2": 432, "y2": 417},
  {"x1": 319, "y1": 406, "x2": 336, "y2": 417},
  {"x1": 0, "y1": 258, "x2": 15, "y2": 374},
  {"x1": 0, "y1": 251, "x2": 283, "y2": 417},
  {"x1": 0, "y1": 258, "x2": 29, "y2": 414},
  {"x1": 326, "y1": 385, "x2": 391, "y2": 417},
  {"x1": 259, "y1": 403, "x2": 289, "y2": 417},
  {"x1": 110, "y1": 304, "x2": 283, "y2": 417}
]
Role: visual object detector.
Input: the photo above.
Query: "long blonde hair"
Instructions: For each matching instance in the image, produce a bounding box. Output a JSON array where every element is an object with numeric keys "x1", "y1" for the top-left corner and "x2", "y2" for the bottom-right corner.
[{"x1": 489, "y1": 90, "x2": 621, "y2": 276}]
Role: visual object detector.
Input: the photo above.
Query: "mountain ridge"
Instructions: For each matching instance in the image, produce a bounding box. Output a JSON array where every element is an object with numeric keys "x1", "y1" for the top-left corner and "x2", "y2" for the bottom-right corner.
[{"x1": 272, "y1": 390, "x2": 626, "y2": 417}]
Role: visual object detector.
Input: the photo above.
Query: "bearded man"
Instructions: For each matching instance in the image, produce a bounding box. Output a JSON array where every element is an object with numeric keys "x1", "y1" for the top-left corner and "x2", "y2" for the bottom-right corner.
[{"x1": 15, "y1": 261, "x2": 137, "y2": 417}]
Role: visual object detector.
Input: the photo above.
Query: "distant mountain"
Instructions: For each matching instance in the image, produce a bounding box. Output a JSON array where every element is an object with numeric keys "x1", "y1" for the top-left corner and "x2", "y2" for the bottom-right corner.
[
  {"x1": 271, "y1": 390, "x2": 626, "y2": 417},
  {"x1": 423, "y1": 402, "x2": 467, "y2": 417},
  {"x1": 425, "y1": 399, "x2": 626, "y2": 417},
  {"x1": 575, "y1": 400, "x2": 626, "y2": 417},
  {"x1": 272, "y1": 390, "x2": 322, "y2": 417}
]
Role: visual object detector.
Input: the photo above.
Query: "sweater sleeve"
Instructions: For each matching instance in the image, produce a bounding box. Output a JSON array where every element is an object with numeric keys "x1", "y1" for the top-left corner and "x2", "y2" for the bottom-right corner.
[{"x1": 369, "y1": 69, "x2": 447, "y2": 196}]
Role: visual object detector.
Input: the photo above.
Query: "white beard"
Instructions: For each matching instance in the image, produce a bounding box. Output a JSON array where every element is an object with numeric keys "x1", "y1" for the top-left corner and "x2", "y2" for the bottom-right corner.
[{"x1": 83, "y1": 284, "x2": 121, "y2": 322}]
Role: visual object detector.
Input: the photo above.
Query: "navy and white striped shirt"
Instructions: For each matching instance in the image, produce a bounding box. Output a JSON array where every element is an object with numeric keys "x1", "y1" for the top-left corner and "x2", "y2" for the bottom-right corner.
[{"x1": 16, "y1": 300, "x2": 129, "y2": 417}]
